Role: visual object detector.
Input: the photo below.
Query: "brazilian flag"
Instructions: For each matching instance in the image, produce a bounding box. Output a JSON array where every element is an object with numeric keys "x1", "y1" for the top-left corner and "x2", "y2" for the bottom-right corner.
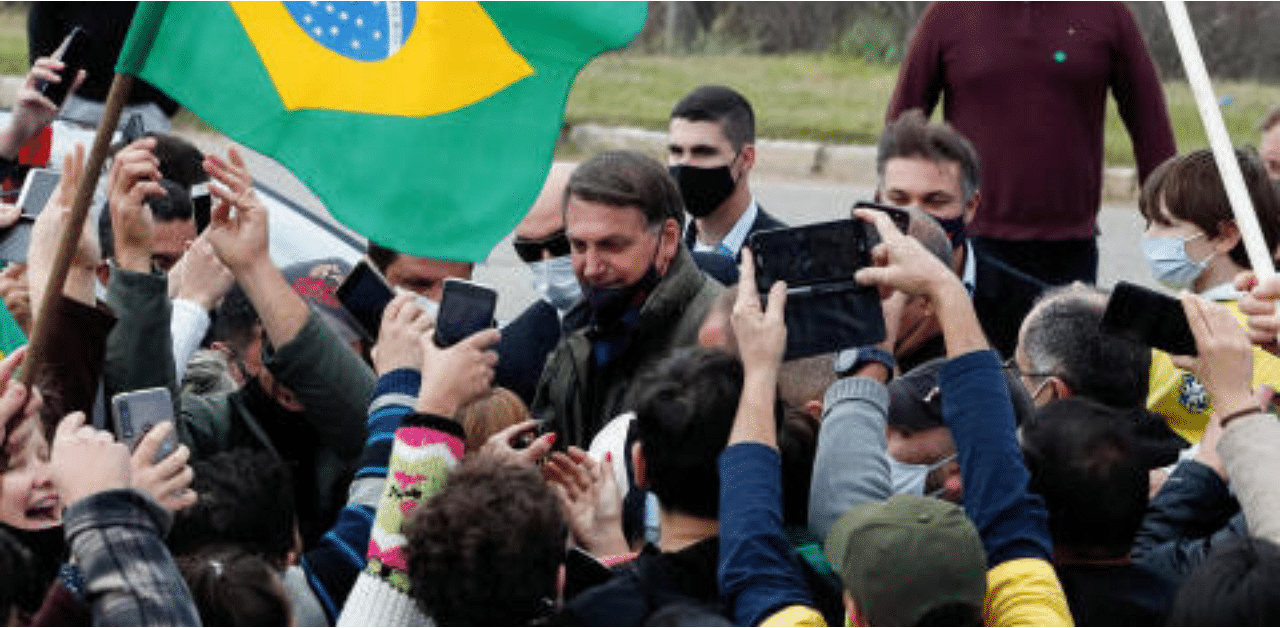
[{"x1": 118, "y1": 1, "x2": 647, "y2": 262}]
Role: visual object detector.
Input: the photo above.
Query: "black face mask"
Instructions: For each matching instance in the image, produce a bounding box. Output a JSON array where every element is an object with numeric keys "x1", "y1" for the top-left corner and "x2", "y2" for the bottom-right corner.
[
  {"x1": 669, "y1": 162, "x2": 737, "y2": 218},
  {"x1": 935, "y1": 215, "x2": 967, "y2": 248},
  {"x1": 585, "y1": 265, "x2": 661, "y2": 331}
]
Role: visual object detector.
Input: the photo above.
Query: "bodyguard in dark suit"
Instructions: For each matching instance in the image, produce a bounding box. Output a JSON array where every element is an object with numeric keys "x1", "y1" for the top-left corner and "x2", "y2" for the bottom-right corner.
[
  {"x1": 667, "y1": 85, "x2": 786, "y2": 285},
  {"x1": 877, "y1": 110, "x2": 1046, "y2": 357}
]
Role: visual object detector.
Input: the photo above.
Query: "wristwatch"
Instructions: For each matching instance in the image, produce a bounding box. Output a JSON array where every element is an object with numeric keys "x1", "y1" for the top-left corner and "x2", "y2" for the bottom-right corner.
[{"x1": 834, "y1": 346, "x2": 896, "y2": 380}]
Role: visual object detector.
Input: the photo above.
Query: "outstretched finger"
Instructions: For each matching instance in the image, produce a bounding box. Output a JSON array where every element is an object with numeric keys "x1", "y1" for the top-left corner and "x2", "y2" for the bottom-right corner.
[
  {"x1": 1179, "y1": 293, "x2": 1211, "y2": 353},
  {"x1": 737, "y1": 247, "x2": 761, "y2": 312}
]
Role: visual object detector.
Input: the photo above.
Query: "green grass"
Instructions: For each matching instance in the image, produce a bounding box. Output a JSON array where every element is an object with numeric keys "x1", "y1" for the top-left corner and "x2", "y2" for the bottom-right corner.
[{"x1": 569, "y1": 52, "x2": 1280, "y2": 167}]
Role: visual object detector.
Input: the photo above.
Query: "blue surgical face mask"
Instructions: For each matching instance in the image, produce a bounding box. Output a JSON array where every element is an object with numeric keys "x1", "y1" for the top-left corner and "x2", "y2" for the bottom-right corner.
[
  {"x1": 528, "y1": 255, "x2": 582, "y2": 313},
  {"x1": 1142, "y1": 233, "x2": 1212, "y2": 291}
]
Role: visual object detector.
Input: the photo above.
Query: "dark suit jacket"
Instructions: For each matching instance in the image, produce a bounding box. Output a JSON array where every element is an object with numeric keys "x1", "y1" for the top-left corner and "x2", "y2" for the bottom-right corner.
[
  {"x1": 684, "y1": 205, "x2": 786, "y2": 285},
  {"x1": 970, "y1": 244, "x2": 1049, "y2": 358},
  {"x1": 494, "y1": 299, "x2": 564, "y2": 405}
]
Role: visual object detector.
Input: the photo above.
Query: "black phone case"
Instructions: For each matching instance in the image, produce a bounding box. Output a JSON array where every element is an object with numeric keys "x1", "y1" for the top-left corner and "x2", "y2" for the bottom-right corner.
[
  {"x1": 38, "y1": 27, "x2": 90, "y2": 106},
  {"x1": 336, "y1": 262, "x2": 394, "y2": 340},
  {"x1": 433, "y1": 283, "x2": 496, "y2": 347},
  {"x1": 1101, "y1": 281, "x2": 1198, "y2": 356},
  {"x1": 748, "y1": 221, "x2": 885, "y2": 359}
]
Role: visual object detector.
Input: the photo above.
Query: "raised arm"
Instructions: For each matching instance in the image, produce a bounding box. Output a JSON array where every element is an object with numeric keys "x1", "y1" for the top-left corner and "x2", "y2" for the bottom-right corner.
[{"x1": 717, "y1": 250, "x2": 824, "y2": 627}]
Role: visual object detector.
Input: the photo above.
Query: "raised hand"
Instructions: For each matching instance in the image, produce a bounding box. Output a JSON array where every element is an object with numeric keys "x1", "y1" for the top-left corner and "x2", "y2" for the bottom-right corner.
[
  {"x1": 371, "y1": 293, "x2": 434, "y2": 375},
  {"x1": 49, "y1": 412, "x2": 130, "y2": 508},
  {"x1": 203, "y1": 147, "x2": 269, "y2": 275},
  {"x1": 0, "y1": 56, "x2": 85, "y2": 159},
  {"x1": 107, "y1": 138, "x2": 164, "y2": 273},
  {"x1": 416, "y1": 327, "x2": 501, "y2": 417},
  {"x1": 168, "y1": 234, "x2": 234, "y2": 310},
  {"x1": 29, "y1": 143, "x2": 97, "y2": 308},
  {"x1": 544, "y1": 446, "x2": 628, "y2": 556},
  {"x1": 129, "y1": 421, "x2": 196, "y2": 512}
]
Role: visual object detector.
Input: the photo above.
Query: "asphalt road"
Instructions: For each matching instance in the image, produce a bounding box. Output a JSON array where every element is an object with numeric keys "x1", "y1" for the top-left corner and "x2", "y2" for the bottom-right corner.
[
  {"x1": 474, "y1": 171, "x2": 1158, "y2": 321},
  {"x1": 191, "y1": 133, "x2": 1157, "y2": 322}
]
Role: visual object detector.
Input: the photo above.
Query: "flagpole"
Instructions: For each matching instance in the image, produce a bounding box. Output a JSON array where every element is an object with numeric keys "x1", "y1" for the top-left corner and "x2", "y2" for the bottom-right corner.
[
  {"x1": 18, "y1": 73, "x2": 134, "y2": 392},
  {"x1": 1164, "y1": 0, "x2": 1275, "y2": 279}
]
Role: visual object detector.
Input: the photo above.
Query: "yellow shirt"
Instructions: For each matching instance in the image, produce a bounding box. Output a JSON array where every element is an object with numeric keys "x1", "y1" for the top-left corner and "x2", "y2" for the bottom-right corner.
[
  {"x1": 1147, "y1": 301, "x2": 1280, "y2": 444},
  {"x1": 759, "y1": 558, "x2": 1074, "y2": 627}
]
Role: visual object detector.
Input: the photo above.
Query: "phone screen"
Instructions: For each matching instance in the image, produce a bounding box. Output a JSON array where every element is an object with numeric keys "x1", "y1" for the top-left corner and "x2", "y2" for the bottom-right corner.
[
  {"x1": 1101, "y1": 282, "x2": 1198, "y2": 356},
  {"x1": 749, "y1": 219, "x2": 872, "y2": 293},
  {"x1": 434, "y1": 279, "x2": 497, "y2": 347},
  {"x1": 17, "y1": 169, "x2": 59, "y2": 218},
  {"x1": 0, "y1": 169, "x2": 61, "y2": 263},
  {"x1": 336, "y1": 260, "x2": 395, "y2": 340}
]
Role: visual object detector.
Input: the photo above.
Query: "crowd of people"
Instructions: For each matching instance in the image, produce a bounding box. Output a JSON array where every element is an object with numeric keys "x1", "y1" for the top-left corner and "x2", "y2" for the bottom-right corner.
[{"x1": 0, "y1": 1, "x2": 1279, "y2": 626}]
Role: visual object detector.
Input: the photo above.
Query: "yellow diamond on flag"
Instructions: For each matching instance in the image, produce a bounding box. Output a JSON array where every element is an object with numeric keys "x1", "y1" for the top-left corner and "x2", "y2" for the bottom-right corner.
[{"x1": 231, "y1": 1, "x2": 534, "y2": 117}]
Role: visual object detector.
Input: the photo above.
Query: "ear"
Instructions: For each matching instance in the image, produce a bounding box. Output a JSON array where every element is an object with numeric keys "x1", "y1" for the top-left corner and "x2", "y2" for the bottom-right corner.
[
  {"x1": 1213, "y1": 220, "x2": 1242, "y2": 254},
  {"x1": 803, "y1": 399, "x2": 823, "y2": 422},
  {"x1": 630, "y1": 441, "x2": 648, "y2": 490},
  {"x1": 739, "y1": 143, "x2": 757, "y2": 172},
  {"x1": 555, "y1": 564, "x2": 567, "y2": 609},
  {"x1": 963, "y1": 189, "x2": 981, "y2": 225},
  {"x1": 96, "y1": 261, "x2": 112, "y2": 286},
  {"x1": 1049, "y1": 375, "x2": 1072, "y2": 400},
  {"x1": 655, "y1": 218, "x2": 681, "y2": 276}
]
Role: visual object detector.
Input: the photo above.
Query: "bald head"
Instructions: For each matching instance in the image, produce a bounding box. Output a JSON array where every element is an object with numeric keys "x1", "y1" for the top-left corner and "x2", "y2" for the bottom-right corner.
[
  {"x1": 515, "y1": 163, "x2": 575, "y2": 241},
  {"x1": 902, "y1": 205, "x2": 956, "y2": 272}
]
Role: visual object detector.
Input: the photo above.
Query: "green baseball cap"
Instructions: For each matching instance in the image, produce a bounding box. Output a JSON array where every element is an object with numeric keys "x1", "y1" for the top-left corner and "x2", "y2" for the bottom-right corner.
[{"x1": 823, "y1": 494, "x2": 988, "y2": 626}]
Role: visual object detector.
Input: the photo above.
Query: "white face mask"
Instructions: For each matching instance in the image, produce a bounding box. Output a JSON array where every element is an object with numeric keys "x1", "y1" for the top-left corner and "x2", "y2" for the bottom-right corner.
[
  {"x1": 1141, "y1": 233, "x2": 1212, "y2": 291},
  {"x1": 394, "y1": 287, "x2": 439, "y2": 319},
  {"x1": 528, "y1": 255, "x2": 581, "y2": 312},
  {"x1": 889, "y1": 452, "x2": 958, "y2": 498}
]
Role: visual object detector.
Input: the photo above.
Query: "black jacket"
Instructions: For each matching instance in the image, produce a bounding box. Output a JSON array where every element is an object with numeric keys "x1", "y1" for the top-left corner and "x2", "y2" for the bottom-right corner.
[{"x1": 563, "y1": 538, "x2": 727, "y2": 626}]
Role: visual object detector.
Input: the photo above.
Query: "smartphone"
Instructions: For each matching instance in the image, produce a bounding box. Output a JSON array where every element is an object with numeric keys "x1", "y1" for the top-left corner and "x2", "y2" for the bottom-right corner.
[
  {"x1": 16, "y1": 168, "x2": 59, "y2": 219},
  {"x1": 748, "y1": 219, "x2": 874, "y2": 295},
  {"x1": 852, "y1": 200, "x2": 912, "y2": 235},
  {"x1": 0, "y1": 169, "x2": 61, "y2": 263},
  {"x1": 747, "y1": 220, "x2": 885, "y2": 359},
  {"x1": 111, "y1": 387, "x2": 179, "y2": 462},
  {"x1": 36, "y1": 26, "x2": 90, "y2": 106},
  {"x1": 1101, "y1": 281, "x2": 1198, "y2": 356},
  {"x1": 336, "y1": 259, "x2": 395, "y2": 340},
  {"x1": 433, "y1": 278, "x2": 497, "y2": 348}
]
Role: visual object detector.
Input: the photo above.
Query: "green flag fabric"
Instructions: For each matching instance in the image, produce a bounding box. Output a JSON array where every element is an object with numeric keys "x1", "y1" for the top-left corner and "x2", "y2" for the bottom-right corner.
[{"x1": 118, "y1": 1, "x2": 646, "y2": 262}]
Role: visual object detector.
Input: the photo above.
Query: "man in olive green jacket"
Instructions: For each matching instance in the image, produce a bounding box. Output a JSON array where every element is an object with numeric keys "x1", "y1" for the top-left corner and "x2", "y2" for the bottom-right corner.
[
  {"x1": 532, "y1": 151, "x2": 722, "y2": 449},
  {"x1": 101, "y1": 141, "x2": 372, "y2": 547}
]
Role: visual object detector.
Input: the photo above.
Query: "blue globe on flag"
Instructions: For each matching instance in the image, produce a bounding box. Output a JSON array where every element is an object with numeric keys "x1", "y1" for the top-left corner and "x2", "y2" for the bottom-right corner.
[{"x1": 284, "y1": 1, "x2": 418, "y2": 62}]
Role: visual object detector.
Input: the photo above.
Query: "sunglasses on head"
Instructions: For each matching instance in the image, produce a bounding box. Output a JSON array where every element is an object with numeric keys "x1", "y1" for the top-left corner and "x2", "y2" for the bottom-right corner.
[{"x1": 513, "y1": 230, "x2": 570, "y2": 263}]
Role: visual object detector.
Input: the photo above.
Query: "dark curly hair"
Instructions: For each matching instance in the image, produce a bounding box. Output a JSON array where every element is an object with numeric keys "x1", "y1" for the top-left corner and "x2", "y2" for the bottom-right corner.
[{"x1": 406, "y1": 458, "x2": 567, "y2": 626}]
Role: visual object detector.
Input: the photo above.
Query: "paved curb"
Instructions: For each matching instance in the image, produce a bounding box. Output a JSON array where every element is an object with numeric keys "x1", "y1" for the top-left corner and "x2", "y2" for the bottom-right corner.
[
  {"x1": 0, "y1": 72, "x2": 1139, "y2": 203},
  {"x1": 569, "y1": 123, "x2": 1141, "y2": 203}
]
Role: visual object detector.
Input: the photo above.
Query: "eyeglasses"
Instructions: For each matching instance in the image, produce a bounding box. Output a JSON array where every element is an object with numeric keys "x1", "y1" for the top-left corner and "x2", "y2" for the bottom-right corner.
[
  {"x1": 1002, "y1": 357, "x2": 1056, "y2": 380},
  {"x1": 513, "y1": 230, "x2": 570, "y2": 263}
]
